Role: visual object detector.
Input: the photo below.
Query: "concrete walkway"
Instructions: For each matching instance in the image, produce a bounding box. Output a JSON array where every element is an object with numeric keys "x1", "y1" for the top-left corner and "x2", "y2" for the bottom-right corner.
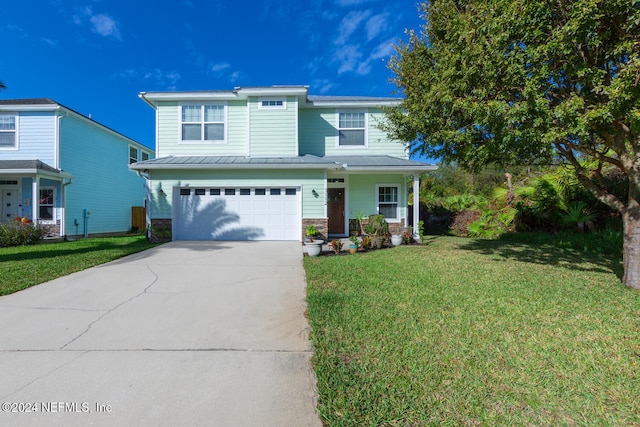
[{"x1": 0, "y1": 241, "x2": 322, "y2": 427}]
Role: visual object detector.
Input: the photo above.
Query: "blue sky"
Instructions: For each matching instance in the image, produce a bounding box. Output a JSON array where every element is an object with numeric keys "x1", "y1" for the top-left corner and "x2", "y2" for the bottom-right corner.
[{"x1": 1, "y1": 0, "x2": 424, "y2": 150}]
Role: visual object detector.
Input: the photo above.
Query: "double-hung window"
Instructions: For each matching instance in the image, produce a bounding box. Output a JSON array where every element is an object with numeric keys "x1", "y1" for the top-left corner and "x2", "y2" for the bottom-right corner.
[
  {"x1": 377, "y1": 185, "x2": 399, "y2": 220},
  {"x1": 0, "y1": 113, "x2": 17, "y2": 148},
  {"x1": 338, "y1": 111, "x2": 366, "y2": 147},
  {"x1": 129, "y1": 146, "x2": 139, "y2": 164},
  {"x1": 39, "y1": 188, "x2": 54, "y2": 221},
  {"x1": 181, "y1": 104, "x2": 226, "y2": 142}
]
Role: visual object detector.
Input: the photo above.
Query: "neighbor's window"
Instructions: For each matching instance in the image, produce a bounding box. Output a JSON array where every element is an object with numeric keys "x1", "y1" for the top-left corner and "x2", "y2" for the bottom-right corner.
[
  {"x1": 39, "y1": 188, "x2": 54, "y2": 221},
  {"x1": 181, "y1": 104, "x2": 226, "y2": 142},
  {"x1": 377, "y1": 185, "x2": 399, "y2": 220},
  {"x1": 129, "y1": 146, "x2": 139, "y2": 164},
  {"x1": 141, "y1": 151, "x2": 150, "y2": 161},
  {"x1": 258, "y1": 98, "x2": 286, "y2": 109},
  {"x1": 0, "y1": 113, "x2": 17, "y2": 148},
  {"x1": 338, "y1": 111, "x2": 366, "y2": 146}
]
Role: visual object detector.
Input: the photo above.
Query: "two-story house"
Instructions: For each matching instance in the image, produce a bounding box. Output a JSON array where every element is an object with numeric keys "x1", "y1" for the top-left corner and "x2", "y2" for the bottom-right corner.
[
  {"x1": 0, "y1": 98, "x2": 153, "y2": 238},
  {"x1": 130, "y1": 86, "x2": 436, "y2": 242}
]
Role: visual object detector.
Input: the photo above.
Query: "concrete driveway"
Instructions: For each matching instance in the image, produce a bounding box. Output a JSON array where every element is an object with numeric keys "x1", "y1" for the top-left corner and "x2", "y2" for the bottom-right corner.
[{"x1": 0, "y1": 241, "x2": 322, "y2": 427}]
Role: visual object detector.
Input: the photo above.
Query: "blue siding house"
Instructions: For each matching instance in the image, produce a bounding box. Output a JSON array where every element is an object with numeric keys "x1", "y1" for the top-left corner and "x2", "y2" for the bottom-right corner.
[{"x1": 0, "y1": 99, "x2": 153, "y2": 238}]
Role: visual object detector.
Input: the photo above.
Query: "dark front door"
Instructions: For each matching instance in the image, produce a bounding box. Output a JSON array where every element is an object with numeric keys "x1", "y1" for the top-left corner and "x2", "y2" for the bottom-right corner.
[{"x1": 328, "y1": 188, "x2": 345, "y2": 235}]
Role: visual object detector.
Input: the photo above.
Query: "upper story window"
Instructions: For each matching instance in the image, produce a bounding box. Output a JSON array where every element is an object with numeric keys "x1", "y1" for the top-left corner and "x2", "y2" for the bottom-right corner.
[
  {"x1": 377, "y1": 185, "x2": 399, "y2": 221},
  {"x1": 258, "y1": 98, "x2": 286, "y2": 110},
  {"x1": 141, "y1": 151, "x2": 150, "y2": 161},
  {"x1": 181, "y1": 104, "x2": 226, "y2": 142},
  {"x1": 129, "y1": 146, "x2": 139, "y2": 164},
  {"x1": 338, "y1": 111, "x2": 367, "y2": 147},
  {"x1": 0, "y1": 113, "x2": 17, "y2": 149}
]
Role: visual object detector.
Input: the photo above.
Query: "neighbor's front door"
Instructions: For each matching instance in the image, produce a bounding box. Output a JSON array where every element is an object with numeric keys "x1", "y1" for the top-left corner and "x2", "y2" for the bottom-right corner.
[
  {"x1": 327, "y1": 188, "x2": 344, "y2": 235},
  {"x1": 1, "y1": 189, "x2": 19, "y2": 220}
]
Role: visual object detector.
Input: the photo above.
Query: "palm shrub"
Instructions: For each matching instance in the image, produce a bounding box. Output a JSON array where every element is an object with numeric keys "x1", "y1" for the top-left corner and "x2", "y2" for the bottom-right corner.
[{"x1": 561, "y1": 201, "x2": 597, "y2": 233}]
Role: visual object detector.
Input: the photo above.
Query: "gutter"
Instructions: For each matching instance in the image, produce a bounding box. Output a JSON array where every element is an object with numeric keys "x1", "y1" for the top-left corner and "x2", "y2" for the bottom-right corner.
[{"x1": 129, "y1": 163, "x2": 341, "y2": 171}]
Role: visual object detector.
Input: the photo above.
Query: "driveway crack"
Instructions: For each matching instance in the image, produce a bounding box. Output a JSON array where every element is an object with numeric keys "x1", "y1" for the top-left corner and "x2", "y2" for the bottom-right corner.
[
  {"x1": 0, "y1": 350, "x2": 90, "y2": 401},
  {"x1": 59, "y1": 265, "x2": 159, "y2": 350}
]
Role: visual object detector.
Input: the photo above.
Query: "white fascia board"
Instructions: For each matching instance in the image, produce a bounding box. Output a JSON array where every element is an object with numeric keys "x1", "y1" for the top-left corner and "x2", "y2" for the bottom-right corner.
[
  {"x1": 139, "y1": 91, "x2": 238, "y2": 104},
  {"x1": 236, "y1": 86, "x2": 309, "y2": 97},
  {"x1": 305, "y1": 100, "x2": 402, "y2": 108},
  {"x1": 342, "y1": 165, "x2": 439, "y2": 173}
]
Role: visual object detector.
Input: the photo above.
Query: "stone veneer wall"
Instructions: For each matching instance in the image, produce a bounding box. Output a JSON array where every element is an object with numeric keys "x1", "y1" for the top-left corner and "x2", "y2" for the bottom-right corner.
[
  {"x1": 302, "y1": 218, "x2": 328, "y2": 241},
  {"x1": 150, "y1": 218, "x2": 172, "y2": 243},
  {"x1": 348, "y1": 218, "x2": 407, "y2": 236}
]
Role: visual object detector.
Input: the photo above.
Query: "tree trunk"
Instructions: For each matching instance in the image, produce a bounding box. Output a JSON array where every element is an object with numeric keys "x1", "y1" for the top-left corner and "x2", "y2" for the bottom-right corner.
[{"x1": 622, "y1": 207, "x2": 640, "y2": 289}]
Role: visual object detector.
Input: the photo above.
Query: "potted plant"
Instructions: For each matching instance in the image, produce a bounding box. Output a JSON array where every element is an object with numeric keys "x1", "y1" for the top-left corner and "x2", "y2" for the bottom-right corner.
[
  {"x1": 390, "y1": 234, "x2": 403, "y2": 246},
  {"x1": 364, "y1": 214, "x2": 389, "y2": 249},
  {"x1": 348, "y1": 235, "x2": 360, "y2": 254},
  {"x1": 360, "y1": 235, "x2": 372, "y2": 251},
  {"x1": 305, "y1": 225, "x2": 321, "y2": 242},
  {"x1": 304, "y1": 224, "x2": 324, "y2": 257},
  {"x1": 328, "y1": 239, "x2": 344, "y2": 255}
]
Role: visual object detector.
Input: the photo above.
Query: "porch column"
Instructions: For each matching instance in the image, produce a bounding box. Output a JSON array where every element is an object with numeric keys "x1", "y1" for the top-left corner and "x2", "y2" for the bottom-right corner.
[
  {"x1": 31, "y1": 177, "x2": 39, "y2": 223},
  {"x1": 413, "y1": 174, "x2": 420, "y2": 240}
]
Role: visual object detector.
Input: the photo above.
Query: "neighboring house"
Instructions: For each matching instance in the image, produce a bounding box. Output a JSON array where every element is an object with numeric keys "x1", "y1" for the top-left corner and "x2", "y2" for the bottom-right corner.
[
  {"x1": 0, "y1": 99, "x2": 153, "y2": 238},
  {"x1": 130, "y1": 86, "x2": 436, "y2": 242}
]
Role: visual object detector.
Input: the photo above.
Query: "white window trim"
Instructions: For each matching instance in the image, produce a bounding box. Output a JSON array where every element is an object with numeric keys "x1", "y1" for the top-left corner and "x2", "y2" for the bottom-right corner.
[
  {"x1": 129, "y1": 145, "x2": 139, "y2": 164},
  {"x1": 375, "y1": 184, "x2": 401, "y2": 223},
  {"x1": 179, "y1": 102, "x2": 228, "y2": 144},
  {"x1": 336, "y1": 110, "x2": 368, "y2": 149},
  {"x1": 0, "y1": 112, "x2": 18, "y2": 151},
  {"x1": 39, "y1": 186, "x2": 56, "y2": 224},
  {"x1": 258, "y1": 97, "x2": 286, "y2": 110}
]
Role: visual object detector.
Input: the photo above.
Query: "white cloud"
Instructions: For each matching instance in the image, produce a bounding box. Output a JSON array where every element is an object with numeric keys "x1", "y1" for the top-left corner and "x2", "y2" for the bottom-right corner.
[
  {"x1": 90, "y1": 13, "x2": 121, "y2": 39},
  {"x1": 370, "y1": 38, "x2": 396, "y2": 60},
  {"x1": 334, "y1": 10, "x2": 371, "y2": 45},
  {"x1": 312, "y1": 79, "x2": 336, "y2": 94},
  {"x1": 73, "y1": 6, "x2": 122, "y2": 40},
  {"x1": 365, "y1": 13, "x2": 389, "y2": 41},
  {"x1": 211, "y1": 62, "x2": 231, "y2": 73},
  {"x1": 334, "y1": 44, "x2": 362, "y2": 74}
]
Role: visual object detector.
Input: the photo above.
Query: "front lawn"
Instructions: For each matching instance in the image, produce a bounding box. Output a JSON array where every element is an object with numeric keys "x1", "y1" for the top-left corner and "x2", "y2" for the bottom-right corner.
[
  {"x1": 304, "y1": 235, "x2": 640, "y2": 426},
  {"x1": 0, "y1": 235, "x2": 157, "y2": 296}
]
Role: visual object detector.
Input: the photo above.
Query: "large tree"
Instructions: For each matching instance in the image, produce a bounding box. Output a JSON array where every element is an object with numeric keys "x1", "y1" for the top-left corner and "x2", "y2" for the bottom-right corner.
[{"x1": 383, "y1": 0, "x2": 640, "y2": 288}]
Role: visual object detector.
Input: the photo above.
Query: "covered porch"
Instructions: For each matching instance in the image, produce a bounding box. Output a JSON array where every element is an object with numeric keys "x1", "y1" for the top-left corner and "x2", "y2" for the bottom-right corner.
[{"x1": 0, "y1": 160, "x2": 73, "y2": 236}]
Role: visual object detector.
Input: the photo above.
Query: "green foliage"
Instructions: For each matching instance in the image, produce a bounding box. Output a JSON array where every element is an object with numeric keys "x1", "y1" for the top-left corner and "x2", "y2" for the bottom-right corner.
[
  {"x1": 363, "y1": 214, "x2": 389, "y2": 236},
  {"x1": 561, "y1": 201, "x2": 597, "y2": 232},
  {"x1": 0, "y1": 221, "x2": 49, "y2": 247},
  {"x1": 0, "y1": 236, "x2": 158, "y2": 295},
  {"x1": 383, "y1": 0, "x2": 640, "y2": 285},
  {"x1": 305, "y1": 236, "x2": 636, "y2": 425}
]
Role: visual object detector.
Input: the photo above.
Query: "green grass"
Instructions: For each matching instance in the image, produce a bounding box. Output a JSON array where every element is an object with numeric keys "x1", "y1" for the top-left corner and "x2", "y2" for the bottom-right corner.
[
  {"x1": 0, "y1": 235, "x2": 157, "y2": 296},
  {"x1": 304, "y1": 235, "x2": 640, "y2": 426}
]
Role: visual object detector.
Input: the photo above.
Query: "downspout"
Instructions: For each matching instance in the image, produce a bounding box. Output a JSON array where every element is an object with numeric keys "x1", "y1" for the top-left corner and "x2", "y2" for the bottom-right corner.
[{"x1": 61, "y1": 177, "x2": 74, "y2": 239}]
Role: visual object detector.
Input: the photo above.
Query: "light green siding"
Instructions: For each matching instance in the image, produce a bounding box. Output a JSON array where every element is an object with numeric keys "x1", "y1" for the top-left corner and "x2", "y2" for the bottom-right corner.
[
  {"x1": 343, "y1": 174, "x2": 406, "y2": 221},
  {"x1": 148, "y1": 169, "x2": 325, "y2": 219},
  {"x1": 249, "y1": 96, "x2": 298, "y2": 156},
  {"x1": 299, "y1": 107, "x2": 407, "y2": 157},
  {"x1": 156, "y1": 100, "x2": 248, "y2": 157},
  {"x1": 298, "y1": 108, "x2": 334, "y2": 156}
]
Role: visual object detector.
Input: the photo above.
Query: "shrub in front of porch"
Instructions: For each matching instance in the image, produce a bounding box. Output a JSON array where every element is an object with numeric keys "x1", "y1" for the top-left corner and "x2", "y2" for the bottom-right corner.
[{"x1": 0, "y1": 218, "x2": 50, "y2": 247}]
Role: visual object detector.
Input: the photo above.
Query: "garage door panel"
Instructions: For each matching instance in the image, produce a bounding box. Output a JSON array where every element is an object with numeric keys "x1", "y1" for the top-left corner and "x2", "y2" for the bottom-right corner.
[{"x1": 174, "y1": 187, "x2": 300, "y2": 241}]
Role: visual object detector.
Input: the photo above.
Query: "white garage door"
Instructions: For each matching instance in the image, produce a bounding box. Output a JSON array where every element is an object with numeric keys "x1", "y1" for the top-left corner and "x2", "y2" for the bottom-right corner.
[{"x1": 173, "y1": 186, "x2": 301, "y2": 241}]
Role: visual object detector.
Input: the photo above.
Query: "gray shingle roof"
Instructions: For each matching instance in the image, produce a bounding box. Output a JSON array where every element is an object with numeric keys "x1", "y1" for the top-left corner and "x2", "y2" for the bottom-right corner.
[
  {"x1": 0, "y1": 159, "x2": 62, "y2": 174},
  {"x1": 0, "y1": 98, "x2": 57, "y2": 105}
]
